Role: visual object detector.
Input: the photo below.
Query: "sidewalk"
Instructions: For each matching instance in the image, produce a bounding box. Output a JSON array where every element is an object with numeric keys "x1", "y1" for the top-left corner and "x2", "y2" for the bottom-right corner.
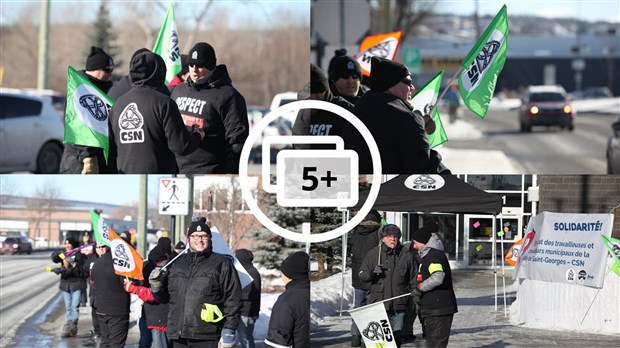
[{"x1": 310, "y1": 269, "x2": 620, "y2": 347}]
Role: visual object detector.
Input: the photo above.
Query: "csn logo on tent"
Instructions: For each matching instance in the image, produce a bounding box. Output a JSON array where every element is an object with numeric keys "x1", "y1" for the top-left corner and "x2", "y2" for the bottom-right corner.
[{"x1": 404, "y1": 174, "x2": 445, "y2": 191}]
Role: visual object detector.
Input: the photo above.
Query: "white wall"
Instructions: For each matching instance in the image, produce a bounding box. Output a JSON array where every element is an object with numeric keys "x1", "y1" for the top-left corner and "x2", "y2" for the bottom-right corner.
[{"x1": 511, "y1": 258, "x2": 620, "y2": 334}]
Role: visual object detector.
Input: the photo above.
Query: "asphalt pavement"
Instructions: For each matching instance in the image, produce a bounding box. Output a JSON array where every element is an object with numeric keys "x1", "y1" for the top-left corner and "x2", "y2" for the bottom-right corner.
[{"x1": 310, "y1": 268, "x2": 620, "y2": 347}]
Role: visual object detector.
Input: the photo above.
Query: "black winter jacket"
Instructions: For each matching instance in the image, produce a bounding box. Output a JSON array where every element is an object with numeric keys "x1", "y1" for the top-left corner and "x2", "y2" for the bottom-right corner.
[
  {"x1": 265, "y1": 279, "x2": 310, "y2": 348},
  {"x1": 171, "y1": 65, "x2": 249, "y2": 174},
  {"x1": 418, "y1": 247, "x2": 458, "y2": 318},
  {"x1": 236, "y1": 249, "x2": 261, "y2": 318},
  {"x1": 359, "y1": 243, "x2": 416, "y2": 312},
  {"x1": 348, "y1": 221, "x2": 381, "y2": 290},
  {"x1": 108, "y1": 50, "x2": 201, "y2": 173},
  {"x1": 91, "y1": 252, "x2": 131, "y2": 317},
  {"x1": 59, "y1": 71, "x2": 113, "y2": 174},
  {"x1": 342, "y1": 90, "x2": 444, "y2": 174},
  {"x1": 141, "y1": 259, "x2": 169, "y2": 328},
  {"x1": 153, "y1": 249, "x2": 242, "y2": 341},
  {"x1": 51, "y1": 249, "x2": 88, "y2": 292}
]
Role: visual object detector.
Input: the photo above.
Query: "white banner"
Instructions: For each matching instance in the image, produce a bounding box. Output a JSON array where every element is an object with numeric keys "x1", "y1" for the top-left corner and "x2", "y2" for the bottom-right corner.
[
  {"x1": 349, "y1": 302, "x2": 397, "y2": 348},
  {"x1": 514, "y1": 212, "x2": 614, "y2": 288},
  {"x1": 210, "y1": 226, "x2": 254, "y2": 289}
]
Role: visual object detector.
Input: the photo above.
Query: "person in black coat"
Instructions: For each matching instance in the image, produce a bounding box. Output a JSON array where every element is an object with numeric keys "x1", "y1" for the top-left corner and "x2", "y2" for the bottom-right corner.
[
  {"x1": 359, "y1": 225, "x2": 416, "y2": 347},
  {"x1": 292, "y1": 64, "x2": 353, "y2": 149},
  {"x1": 328, "y1": 54, "x2": 368, "y2": 105},
  {"x1": 80, "y1": 241, "x2": 105, "y2": 347},
  {"x1": 150, "y1": 218, "x2": 242, "y2": 348},
  {"x1": 411, "y1": 227, "x2": 458, "y2": 348},
  {"x1": 348, "y1": 210, "x2": 381, "y2": 347},
  {"x1": 171, "y1": 42, "x2": 249, "y2": 174},
  {"x1": 91, "y1": 243, "x2": 132, "y2": 347},
  {"x1": 265, "y1": 251, "x2": 310, "y2": 348},
  {"x1": 50, "y1": 237, "x2": 88, "y2": 338},
  {"x1": 342, "y1": 56, "x2": 449, "y2": 174},
  {"x1": 60, "y1": 46, "x2": 115, "y2": 174},
  {"x1": 108, "y1": 48, "x2": 204, "y2": 174},
  {"x1": 234, "y1": 248, "x2": 262, "y2": 348}
]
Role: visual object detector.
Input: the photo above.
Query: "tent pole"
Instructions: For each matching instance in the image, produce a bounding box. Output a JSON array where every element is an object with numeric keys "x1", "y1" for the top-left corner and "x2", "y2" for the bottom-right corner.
[
  {"x1": 340, "y1": 210, "x2": 349, "y2": 316},
  {"x1": 501, "y1": 225, "x2": 507, "y2": 317},
  {"x1": 493, "y1": 215, "x2": 497, "y2": 311}
]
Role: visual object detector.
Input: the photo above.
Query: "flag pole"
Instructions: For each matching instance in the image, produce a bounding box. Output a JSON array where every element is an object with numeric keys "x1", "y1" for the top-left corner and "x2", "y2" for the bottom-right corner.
[
  {"x1": 429, "y1": 67, "x2": 463, "y2": 118},
  {"x1": 348, "y1": 292, "x2": 412, "y2": 313},
  {"x1": 161, "y1": 247, "x2": 188, "y2": 270}
]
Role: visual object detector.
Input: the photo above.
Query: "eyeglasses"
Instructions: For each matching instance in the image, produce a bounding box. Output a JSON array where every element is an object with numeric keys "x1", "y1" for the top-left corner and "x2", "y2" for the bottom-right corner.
[
  {"x1": 190, "y1": 235, "x2": 210, "y2": 241},
  {"x1": 96, "y1": 246, "x2": 108, "y2": 249},
  {"x1": 401, "y1": 78, "x2": 414, "y2": 88},
  {"x1": 102, "y1": 67, "x2": 113, "y2": 74}
]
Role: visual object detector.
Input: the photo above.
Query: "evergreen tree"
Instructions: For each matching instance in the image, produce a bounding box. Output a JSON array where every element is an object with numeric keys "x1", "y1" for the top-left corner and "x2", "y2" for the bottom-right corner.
[{"x1": 86, "y1": 0, "x2": 122, "y2": 69}]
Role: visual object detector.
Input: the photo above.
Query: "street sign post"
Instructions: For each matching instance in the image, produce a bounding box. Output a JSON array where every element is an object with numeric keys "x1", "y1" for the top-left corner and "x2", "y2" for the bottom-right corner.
[{"x1": 158, "y1": 177, "x2": 190, "y2": 216}]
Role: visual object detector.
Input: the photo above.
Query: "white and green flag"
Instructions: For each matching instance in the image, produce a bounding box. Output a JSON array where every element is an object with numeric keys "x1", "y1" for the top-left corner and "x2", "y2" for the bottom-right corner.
[
  {"x1": 410, "y1": 71, "x2": 448, "y2": 148},
  {"x1": 153, "y1": 2, "x2": 181, "y2": 84},
  {"x1": 64, "y1": 66, "x2": 113, "y2": 162},
  {"x1": 458, "y1": 4, "x2": 508, "y2": 118},
  {"x1": 90, "y1": 210, "x2": 111, "y2": 247}
]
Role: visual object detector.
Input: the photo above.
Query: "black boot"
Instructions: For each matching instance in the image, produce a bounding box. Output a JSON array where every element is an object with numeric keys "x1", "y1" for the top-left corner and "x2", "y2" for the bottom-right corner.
[
  {"x1": 61, "y1": 321, "x2": 72, "y2": 338},
  {"x1": 69, "y1": 319, "x2": 78, "y2": 337},
  {"x1": 81, "y1": 330, "x2": 99, "y2": 347}
]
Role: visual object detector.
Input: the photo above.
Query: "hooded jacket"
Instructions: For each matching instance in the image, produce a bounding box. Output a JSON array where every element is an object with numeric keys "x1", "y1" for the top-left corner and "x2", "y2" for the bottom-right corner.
[
  {"x1": 342, "y1": 90, "x2": 445, "y2": 174},
  {"x1": 51, "y1": 249, "x2": 88, "y2": 292},
  {"x1": 359, "y1": 242, "x2": 416, "y2": 312},
  {"x1": 235, "y1": 249, "x2": 261, "y2": 318},
  {"x1": 108, "y1": 50, "x2": 201, "y2": 173},
  {"x1": 348, "y1": 215, "x2": 381, "y2": 290},
  {"x1": 417, "y1": 244, "x2": 458, "y2": 318},
  {"x1": 153, "y1": 248, "x2": 242, "y2": 341},
  {"x1": 171, "y1": 65, "x2": 249, "y2": 174}
]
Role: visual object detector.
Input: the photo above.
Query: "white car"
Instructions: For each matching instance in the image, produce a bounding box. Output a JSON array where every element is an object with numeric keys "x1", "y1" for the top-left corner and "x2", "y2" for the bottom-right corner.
[{"x1": 0, "y1": 89, "x2": 64, "y2": 173}]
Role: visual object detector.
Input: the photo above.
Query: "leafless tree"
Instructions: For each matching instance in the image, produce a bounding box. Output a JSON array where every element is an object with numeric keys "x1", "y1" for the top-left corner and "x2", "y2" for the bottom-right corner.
[
  {"x1": 28, "y1": 180, "x2": 65, "y2": 242},
  {"x1": 0, "y1": 177, "x2": 20, "y2": 205}
]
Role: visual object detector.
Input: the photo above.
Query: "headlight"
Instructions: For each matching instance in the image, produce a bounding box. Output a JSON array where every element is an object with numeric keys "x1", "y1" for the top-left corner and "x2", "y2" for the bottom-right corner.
[
  {"x1": 12, "y1": 244, "x2": 18, "y2": 248},
  {"x1": 564, "y1": 105, "x2": 572, "y2": 113},
  {"x1": 530, "y1": 106, "x2": 539, "y2": 114}
]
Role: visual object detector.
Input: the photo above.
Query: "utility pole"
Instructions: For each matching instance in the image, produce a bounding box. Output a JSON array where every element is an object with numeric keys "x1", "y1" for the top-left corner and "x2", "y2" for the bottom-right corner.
[
  {"x1": 37, "y1": 0, "x2": 50, "y2": 90},
  {"x1": 380, "y1": 0, "x2": 392, "y2": 33},
  {"x1": 138, "y1": 175, "x2": 148, "y2": 258}
]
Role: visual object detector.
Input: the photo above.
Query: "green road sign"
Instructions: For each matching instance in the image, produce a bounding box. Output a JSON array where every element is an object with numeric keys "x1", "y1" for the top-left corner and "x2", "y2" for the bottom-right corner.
[{"x1": 403, "y1": 47, "x2": 421, "y2": 75}]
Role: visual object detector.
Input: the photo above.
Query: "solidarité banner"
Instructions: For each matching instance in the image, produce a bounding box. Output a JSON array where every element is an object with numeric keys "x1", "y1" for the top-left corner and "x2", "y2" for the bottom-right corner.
[{"x1": 513, "y1": 212, "x2": 614, "y2": 288}]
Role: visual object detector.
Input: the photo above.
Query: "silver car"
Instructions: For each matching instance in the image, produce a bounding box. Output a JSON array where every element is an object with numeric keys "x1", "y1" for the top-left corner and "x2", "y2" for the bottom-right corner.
[
  {"x1": 607, "y1": 117, "x2": 620, "y2": 174},
  {"x1": 0, "y1": 89, "x2": 64, "y2": 173}
]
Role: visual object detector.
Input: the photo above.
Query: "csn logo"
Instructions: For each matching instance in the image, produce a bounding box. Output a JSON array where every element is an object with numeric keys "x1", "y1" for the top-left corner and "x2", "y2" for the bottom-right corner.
[
  {"x1": 362, "y1": 319, "x2": 394, "y2": 343},
  {"x1": 404, "y1": 174, "x2": 445, "y2": 191}
]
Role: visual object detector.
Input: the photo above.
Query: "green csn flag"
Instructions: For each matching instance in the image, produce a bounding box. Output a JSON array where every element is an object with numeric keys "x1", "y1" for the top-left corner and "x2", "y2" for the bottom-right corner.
[
  {"x1": 458, "y1": 4, "x2": 508, "y2": 118},
  {"x1": 64, "y1": 66, "x2": 113, "y2": 163},
  {"x1": 601, "y1": 234, "x2": 620, "y2": 277},
  {"x1": 90, "y1": 210, "x2": 111, "y2": 247},
  {"x1": 153, "y1": 2, "x2": 182, "y2": 84},
  {"x1": 410, "y1": 71, "x2": 448, "y2": 148}
]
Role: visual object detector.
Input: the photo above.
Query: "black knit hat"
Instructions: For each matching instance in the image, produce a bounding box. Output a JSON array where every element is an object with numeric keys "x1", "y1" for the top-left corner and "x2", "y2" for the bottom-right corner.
[
  {"x1": 379, "y1": 224, "x2": 402, "y2": 239},
  {"x1": 311, "y1": 64, "x2": 329, "y2": 93},
  {"x1": 187, "y1": 42, "x2": 217, "y2": 70},
  {"x1": 85, "y1": 46, "x2": 114, "y2": 71},
  {"x1": 281, "y1": 251, "x2": 309, "y2": 280},
  {"x1": 369, "y1": 57, "x2": 410, "y2": 92},
  {"x1": 413, "y1": 225, "x2": 432, "y2": 244},
  {"x1": 64, "y1": 237, "x2": 79, "y2": 249},
  {"x1": 329, "y1": 55, "x2": 362, "y2": 81},
  {"x1": 148, "y1": 237, "x2": 172, "y2": 263},
  {"x1": 175, "y1": 241, "x2": 186, "y2": 250},
  {"x1": 187, "y1": 217, "x2": 211, "y2": 237}
]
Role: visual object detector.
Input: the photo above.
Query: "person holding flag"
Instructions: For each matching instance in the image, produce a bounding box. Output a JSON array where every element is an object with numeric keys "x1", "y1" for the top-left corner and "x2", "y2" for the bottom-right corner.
[
  {"x1": 60, "y1": 46, "x2": 115, "y2": 174},
  {"x1": 342, "y1": 57, "x2": 450, "y2": 174},
  {"x1": 149, "y1": 217, "x2": 242, "y2": 348},
  {"x1": 170, "y1": 42, "x2": 249, "y2": 174}
]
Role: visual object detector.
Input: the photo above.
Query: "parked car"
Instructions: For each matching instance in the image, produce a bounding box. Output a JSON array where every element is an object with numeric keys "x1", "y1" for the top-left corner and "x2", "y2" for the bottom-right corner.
[
  {"x1": 607, "y1": 117, "x2": 620, "y2": 174},
  {"x1": 571, "y1": 86, "x2": 614, "y2": 99},
  {"x1": 0, "y1": 89, "x2": 64, "y2": 173},
  {"x1": 0, "y1": 236, "x2": 33, "y2": 255},
  {"x1": 519, "y1": 85, "x2": 575, "y2": 132}
]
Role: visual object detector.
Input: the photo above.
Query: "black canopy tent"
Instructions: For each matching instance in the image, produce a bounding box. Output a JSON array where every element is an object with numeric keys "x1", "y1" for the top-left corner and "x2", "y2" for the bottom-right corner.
[
  {"x1": 352, "y1": 174, "x2": 503, "y2": 214},
  {"x1": 342, "y1": 174, "x2": 507, "y2": 313}
]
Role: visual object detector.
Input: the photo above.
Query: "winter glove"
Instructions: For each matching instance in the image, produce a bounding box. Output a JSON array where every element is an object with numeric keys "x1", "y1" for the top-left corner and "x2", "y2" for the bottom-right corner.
[
  {"x1": 148, "y1": 267, "x2": 168, "y2": 291},
  {"x1": 423, "y1": 114, "x2": 436, "y2": 134},
  {"x1": 81, "y1": 156, "x2": 99, "y2": 174},
  {"x1": 411, "y1": 288, "x2": 422, "y2": 306},
  {"x1": 221, "y1": 328, "x2": 235, "y2": 348}
]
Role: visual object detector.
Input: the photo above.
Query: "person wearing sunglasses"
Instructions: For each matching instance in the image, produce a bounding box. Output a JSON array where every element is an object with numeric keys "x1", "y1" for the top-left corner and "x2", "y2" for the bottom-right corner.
[
  {"x1": 170, "y1": 42, "x2": 249, "y2": 174},
  {"x1": 328, "y1": 54, "x2": 368, "y2": 105},
  {"x1": 342, "y1": 56, "x2": 450, "y2": 174},
  {"x1": 60, "y1": 46, "x2": 115, "y2": 174}
]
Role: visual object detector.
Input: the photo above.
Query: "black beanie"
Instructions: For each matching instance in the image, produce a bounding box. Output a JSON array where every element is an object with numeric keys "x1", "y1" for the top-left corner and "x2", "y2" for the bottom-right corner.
[
  {"x1": 187, "y1": 42, "x2": 217, "y2": 70},
  {"x1": 369, "y1": 57, "x2": 410, "y2": 92},
  {"x1": 187, "y1": 217, "x2": 211, "y2": 237},
  {"x1": 413, "y1": 225, "x2": 432, "y2": 244},
  {"x1": 379, "y1": 224, "x2": 402, "y2": 239},
  {"x1": 148, "y1": 237, "x2": 172, "y2": 263},
  {"x1": 311, "y1": 64, "x2": 329, "y2": 93},
  {"x1": 65, "y1": 237, "x2": 79, "y2": 249},
  {"x1": 281, "y1": 251, "x2": 309, "y2": 280},
  {"x1": 329, "y1": 55, "x2": 362, "y2": 81},
  {"x1": 85, "y1": 46, "x2": 114, "y2": 71},
  {"x1": 175, "y1": 241, "x2": 186, "y2": 250}
]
